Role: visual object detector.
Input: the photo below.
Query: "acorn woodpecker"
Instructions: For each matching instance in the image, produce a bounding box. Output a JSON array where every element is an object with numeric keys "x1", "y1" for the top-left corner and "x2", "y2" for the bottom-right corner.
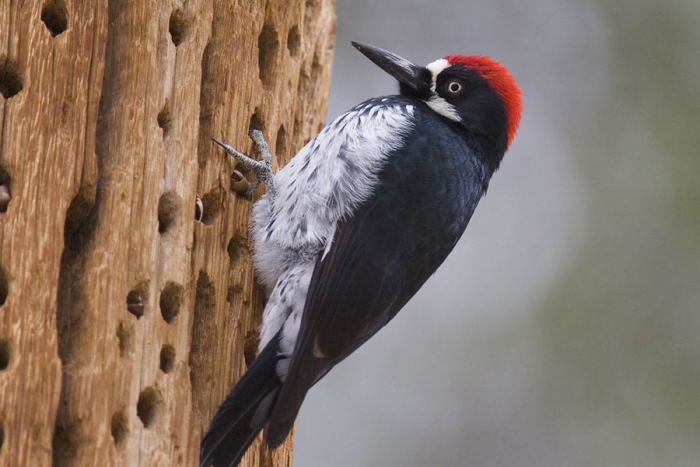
[{"x1": 200, "y1": 41, "x2": 522, "y2": 467}]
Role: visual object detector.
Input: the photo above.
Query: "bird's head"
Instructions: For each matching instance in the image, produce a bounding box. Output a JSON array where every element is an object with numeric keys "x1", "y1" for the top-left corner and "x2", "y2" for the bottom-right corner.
[{"x1": 352, "y1": 41, "x2": 522, "y2": 154}]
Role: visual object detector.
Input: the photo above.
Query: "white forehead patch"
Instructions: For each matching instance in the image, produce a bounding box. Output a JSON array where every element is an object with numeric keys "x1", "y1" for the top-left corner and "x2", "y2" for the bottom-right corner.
[
  {"x1": 426, "y1": 58, "x2": 450, "y2": 92},
  {"x1": 424, "y1": 58, "x2": 461, "y2": 122}
]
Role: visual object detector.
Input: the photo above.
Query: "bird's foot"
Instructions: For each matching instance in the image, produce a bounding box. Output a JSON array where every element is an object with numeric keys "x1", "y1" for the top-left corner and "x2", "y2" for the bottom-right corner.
[{"x1": 213, "y1": 129, "x2": 276, "y2": 197}]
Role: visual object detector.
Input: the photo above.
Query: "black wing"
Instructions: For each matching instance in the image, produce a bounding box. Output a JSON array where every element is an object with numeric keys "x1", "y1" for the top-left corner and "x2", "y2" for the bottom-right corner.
[
  {"x1": 200, "y1": 332, "x2": 282, "y2": 467},
  {"x1": 264, "y1": 123, "x2": 486, "y2": 446}
]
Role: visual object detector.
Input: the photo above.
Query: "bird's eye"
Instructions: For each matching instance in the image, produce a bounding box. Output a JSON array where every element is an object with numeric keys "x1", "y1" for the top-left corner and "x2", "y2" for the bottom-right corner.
[{"x1": 445, "y1": 79, "x2": 464, "y2": 95}]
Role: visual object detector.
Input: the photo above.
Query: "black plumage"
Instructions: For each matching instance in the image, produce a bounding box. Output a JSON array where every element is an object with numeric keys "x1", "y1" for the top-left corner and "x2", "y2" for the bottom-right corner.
[{"x1": 200, "y1": 41, "x2": 522, "y2": 467}]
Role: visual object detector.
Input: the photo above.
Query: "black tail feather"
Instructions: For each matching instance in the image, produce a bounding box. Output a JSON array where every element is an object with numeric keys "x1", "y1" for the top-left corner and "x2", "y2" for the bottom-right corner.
[
  {"x1": 200, "y1": 333, "x2": 281, "y2": 467},
  {"x1": 265, "y1": 339, "x2": 331, "y2": 448},
  {"x1": 204, "y1": 405, "x2": 265, "y2": 467}
]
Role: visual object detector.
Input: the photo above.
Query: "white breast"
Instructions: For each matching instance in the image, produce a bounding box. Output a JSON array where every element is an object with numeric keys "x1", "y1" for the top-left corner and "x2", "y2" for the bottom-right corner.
[{"x1": 251, "y1": 99, "x2": 416, "y2": 352}]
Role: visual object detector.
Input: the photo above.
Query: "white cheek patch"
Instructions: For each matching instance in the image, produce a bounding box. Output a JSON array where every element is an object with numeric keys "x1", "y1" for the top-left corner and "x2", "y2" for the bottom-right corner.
[
  {"x1": 425, "y1": 58, "x2": 461, "y2": 122},
  {"x1": 426, "y1": 96, "x2": 461, "y2": 121}
]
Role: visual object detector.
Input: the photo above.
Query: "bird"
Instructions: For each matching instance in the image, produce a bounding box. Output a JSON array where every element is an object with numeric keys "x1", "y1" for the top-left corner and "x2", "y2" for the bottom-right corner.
[{"x1": 200, "y1": 41, "x2": 523, "y2": 467}]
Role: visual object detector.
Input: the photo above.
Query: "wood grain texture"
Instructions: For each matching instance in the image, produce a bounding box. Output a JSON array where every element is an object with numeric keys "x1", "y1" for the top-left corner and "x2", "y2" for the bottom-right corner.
[{"x1": 0, "y1": 1, "x2": 336, "y2": 465}]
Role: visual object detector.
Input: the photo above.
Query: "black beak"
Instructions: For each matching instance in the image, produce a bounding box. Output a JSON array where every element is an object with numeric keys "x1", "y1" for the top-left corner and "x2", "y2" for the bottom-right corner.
[{"x1": 352, "y1": 41, "x2": 431, "y2": 97}]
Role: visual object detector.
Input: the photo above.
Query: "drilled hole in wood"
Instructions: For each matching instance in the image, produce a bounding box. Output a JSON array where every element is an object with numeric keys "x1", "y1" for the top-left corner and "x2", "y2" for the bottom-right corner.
[
  {"x1": 0, "y1": 56, "x2": 23, "y2": 99},
  {"x1": 275, "y1": 124, "x2": 287, "y2": 161},
  {"x1": 157, "y1": 102, "x2": 172, "y2": 134},
  {"x1": 287, "y1": 25, "x2": 301, "y2": 58},
  {"x1": 159, "y1": 344, "x2": 176, "y2": 373},
  {"x1": 249, "y1": 108, "x2": 265, "y2": 133},
  {"x1": 157, "y1": 190, "x2": 181, "y2": 234},
  {"x1": 160, "y1": 281, "x2": 183, "y2": 324},
  {"x1": 226, "y1": 284, "x2": 243, "y2": 303},
  {"x1": 0, "y1": 339, "x2": 10, "y2": 370},
  {"x1": 52, "y1": 418, "x2": 78, "y2": 464},
  {"x1": 116, "y1": 321, "x2": 134, "y2": 357},
  {"x1": 227, "y1": 233, "x2": 248, "y2": 263},
  {"x1": 41, "y1": 0, "x2": 68, "y2": 37},
  {"x1": 126, "y1": 281, "x2": 149, "y2": 318},
  {"x1": 0, "y1": 166, "x2": 10, "y2": 213},
  {"x1": 258, "y1": 23, "x2": 279, "y2": 89},
  {"x1": 199, "y1": 187, "x2": 222, "y2": 225},
  {"x1": 110, "y1": 408, "x2": 128, "y2": 446},
  {"x1": 169, "y1": 9, "x2": 189, "y2": 46},
  {"x1": 64, "y1": 196, "x2": 94, "y2": 250},
  {"x1": 136, "y1": 387, "x2": 162, "y2": 428},
  {"x1": 244, "y1": 331, "x2": 260, "y2": 368},
  {"x1": 196, "y1": 271, "x2": 215, "y2": 311},
  {"x1": 0, "y1": 265, "x2": 7, "y2": 306},
  {"x1": 189, "y1": 270, "x2": 217, "y2": 406}
]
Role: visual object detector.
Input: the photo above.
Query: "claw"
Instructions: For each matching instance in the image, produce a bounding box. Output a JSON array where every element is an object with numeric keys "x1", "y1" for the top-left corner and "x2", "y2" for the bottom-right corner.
[{"x1": 213, "y1": 133, "x2": 277, "y2": 198}]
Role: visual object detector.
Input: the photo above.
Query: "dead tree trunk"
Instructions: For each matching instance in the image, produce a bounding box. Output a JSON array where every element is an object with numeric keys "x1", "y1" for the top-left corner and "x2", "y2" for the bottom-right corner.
[{"x1": 0, "y1": 1, "x2": 335, "y2": 466}]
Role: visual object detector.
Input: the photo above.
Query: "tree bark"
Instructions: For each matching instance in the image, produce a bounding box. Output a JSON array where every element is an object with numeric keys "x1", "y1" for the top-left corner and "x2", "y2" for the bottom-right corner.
[{"x1": 0, "y1": 1, "x2": 335, "y2": 466}]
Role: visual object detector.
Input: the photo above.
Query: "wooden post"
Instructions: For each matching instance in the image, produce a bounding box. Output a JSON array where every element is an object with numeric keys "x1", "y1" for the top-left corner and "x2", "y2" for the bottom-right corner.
[{"x1": 0, "y1": 1, "x2": 335, "y2": 466}]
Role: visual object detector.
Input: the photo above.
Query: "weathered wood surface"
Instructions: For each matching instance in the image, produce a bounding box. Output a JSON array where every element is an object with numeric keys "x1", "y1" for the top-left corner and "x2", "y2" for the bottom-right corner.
[{"x1": 0, "y1": 1, "x2": 335, "y2": 465}]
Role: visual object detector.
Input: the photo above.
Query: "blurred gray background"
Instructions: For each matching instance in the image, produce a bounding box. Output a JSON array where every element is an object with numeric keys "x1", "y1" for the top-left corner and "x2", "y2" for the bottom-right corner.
[{"x1": 294, "y1": 1, "x2": 700, "y2": 466}]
